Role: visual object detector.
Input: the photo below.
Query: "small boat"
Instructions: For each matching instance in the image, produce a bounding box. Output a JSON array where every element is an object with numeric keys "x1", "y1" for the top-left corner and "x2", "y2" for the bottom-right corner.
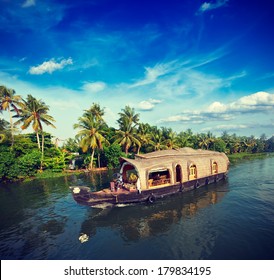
[{"x1": 70, "y1": 147, "x2": 229, "y2": 208}]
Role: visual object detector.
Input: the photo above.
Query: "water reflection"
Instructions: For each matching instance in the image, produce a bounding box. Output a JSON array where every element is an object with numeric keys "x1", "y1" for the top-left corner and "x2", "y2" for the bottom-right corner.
[{"x1": 80, "y1": 181, "x2": 229, "y2": 242}]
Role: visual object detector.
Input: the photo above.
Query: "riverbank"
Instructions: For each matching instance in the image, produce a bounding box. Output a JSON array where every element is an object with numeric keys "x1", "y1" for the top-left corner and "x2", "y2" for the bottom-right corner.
[
  {"x1": 2, "y1": 152, "x2": 273, "y2": 184},
  {"x1": 35, "y1": 152, "x2": 274, "y2": 179},
  {"x1": 228, "y1": 152, "x2": 274, "y2": 164},
  {"x1": 25, "y1": 167, "x2": 109, "y2": 182}
]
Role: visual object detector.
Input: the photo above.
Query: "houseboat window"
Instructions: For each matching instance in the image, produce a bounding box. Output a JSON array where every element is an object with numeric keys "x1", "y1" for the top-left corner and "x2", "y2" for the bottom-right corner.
[
  {"x1": 148, "y1": 169, "x2": 171, "y2": 187},
  {"x1": 189, "y1": 164, "x2": 197, "y2": 180},
  {"x1": 212, "y1": 162, "x2": 218, "y2": 174},
  {"x1": 175, "y1": 164, "x2": 182, "y2": 183}
]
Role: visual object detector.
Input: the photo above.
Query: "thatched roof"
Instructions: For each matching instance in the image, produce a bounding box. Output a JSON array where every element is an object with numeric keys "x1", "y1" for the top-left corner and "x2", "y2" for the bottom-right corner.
[
  {"x1": 120, "y1": 147, "x2": 228, "y2": 172},
  {"x1": 134, "y1": 147, "x2": 223, "y2": 160}
]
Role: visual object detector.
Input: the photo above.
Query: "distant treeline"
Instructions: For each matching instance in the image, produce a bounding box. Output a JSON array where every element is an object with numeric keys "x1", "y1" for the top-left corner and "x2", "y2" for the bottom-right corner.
[{"x1": 1, "y1": 85, "x2": 274, "y2": 182}]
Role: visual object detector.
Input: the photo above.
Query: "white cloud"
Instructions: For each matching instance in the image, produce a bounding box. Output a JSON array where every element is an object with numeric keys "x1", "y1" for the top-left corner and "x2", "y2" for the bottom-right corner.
[
  {"x1": 201, "y1": 124, "x2": 248, "y2": 132},
  {"x1": 207, "y1": 101, "x2": 227, "y2": 113},
  {"x1": 160, "y1": 91, "x2": 274, "y2": 125},
  {"x1": 159, "y1": 112, "x2": 213, "y2": 124},
  {"x1": 22, "y1": 0, "x2": 36, "y2": 8},
  {"x1": 81, "y1": 81, "x2": 106, "y2": 93},
  {"x1": 127, "y1": 50, "x2": 236, "y2": 100},
  {"x1": 199, "y1": 0, "x2": 229, "y2": 13},
  {"x1": 137, "y1": 98, "x2": 162, "y2": 111},
  {"x1": 129, "y1": 61, "x2": 176, "y2": 88},
  {"x1": 208, "y1": 91, "x2": 274, "y2": 114},
  {"x1": 236, "y1": 91, "x2": 274, "y2": 107},
  {"x1": 29, "y1": 58, "x2": 73, "y2": 75}
]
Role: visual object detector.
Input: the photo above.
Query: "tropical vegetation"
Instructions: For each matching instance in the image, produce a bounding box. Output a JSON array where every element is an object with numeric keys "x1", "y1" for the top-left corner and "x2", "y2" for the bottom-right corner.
[{"x1": 1, "y1": 84, "x2": 274, "y2": 183}]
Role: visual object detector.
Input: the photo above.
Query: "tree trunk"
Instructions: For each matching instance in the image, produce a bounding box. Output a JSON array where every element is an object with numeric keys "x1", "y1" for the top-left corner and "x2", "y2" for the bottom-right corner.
[
  {"x1": 125, "y1": 144, "x2": 129, "y2": 155},
  {"x1": 36, "y1": 131, "x2": 41, "y2": 150},
  {"x1": 98, "y1": 152, "x2": 101, "y2": 168},
  {"x1": 89, "y1": 149, "x2": 95, "y2": 170},
  {"x1": 8, "y1": 106, "x2": 14, "y2": 146},
  {"x1": 40, "y1": 131, "x2": 44, "y2": 171}
]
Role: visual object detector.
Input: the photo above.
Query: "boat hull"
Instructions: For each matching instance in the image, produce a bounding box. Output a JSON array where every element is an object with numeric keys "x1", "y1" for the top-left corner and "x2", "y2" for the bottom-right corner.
[{"x1": 70, "y1": 172, "x2": 228, "y2": 208}]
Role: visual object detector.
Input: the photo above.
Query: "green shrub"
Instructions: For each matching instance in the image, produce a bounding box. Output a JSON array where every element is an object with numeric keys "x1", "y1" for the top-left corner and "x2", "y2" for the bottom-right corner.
[
  {"x1": 18, "y1": 150, "x2": 41, "y2": 177},
  {"x1": 0, "y1": 145, "x2": 19, "y2": 181},
  {"x1": 102, "y1": 144, "x2": 123, "y2": 169}
]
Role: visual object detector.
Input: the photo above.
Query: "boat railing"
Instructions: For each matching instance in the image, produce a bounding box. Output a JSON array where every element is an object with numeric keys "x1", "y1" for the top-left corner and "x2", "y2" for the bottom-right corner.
[{"x1": 150, "y1": 178, "x2": 171, "y2": 187}]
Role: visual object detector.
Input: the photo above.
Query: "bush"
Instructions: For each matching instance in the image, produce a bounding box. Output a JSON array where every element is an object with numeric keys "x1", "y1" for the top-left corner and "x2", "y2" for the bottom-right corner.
[
  {"x1": 213, "y1": 139, "x2": 226, "y2": 153},
  {"x1": 18, "y1": 150, "x2": 41, "y2": 177},
  {"x1": 101, "y1": 144, "x2": 123, "y2": 169},
  {"x1": 43, "y1": 149, "x2": 70, "y2": 172},
  {"x1": 0, "y1": 145, "x2": 19, "y2": 181},
  {"x1": 12, "y1": 135, "x2": 38, "y2": 157}
]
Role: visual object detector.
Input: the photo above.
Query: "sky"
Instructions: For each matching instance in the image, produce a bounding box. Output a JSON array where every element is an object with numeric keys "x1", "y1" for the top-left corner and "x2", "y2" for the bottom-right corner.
[{"x1": 0, "y1": 0, "x2": 274, "y2": 141}]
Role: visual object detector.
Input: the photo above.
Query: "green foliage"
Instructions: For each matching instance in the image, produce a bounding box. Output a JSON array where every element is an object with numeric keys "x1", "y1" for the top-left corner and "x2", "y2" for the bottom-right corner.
[
  {"x1": 43, "y1": 149, "x2": 71, "y2": 172},
  {"x1": 0, "y1": 145, "x2": 18, "y2": 181},
  {"x1": 0, "y1": 145, "x2": 41, "y2": 181},
  {"x1": 12, "y1": 134, "x2": 38, "y2": 156},
  {"x1": 18, "y1": 150, "x2": 41, "y2": 177},
  {"x1": 101, "y1": 144, "x2": 123, "y2": 169},
  {"x1": 212, "y1": 138, "x2": 226, "y2": 153},
  {"x1": 62, "y1": 138, "x2": 79, "y2": 153},
  {"x1": 266, "y1": 136, "x2": 274, "y2": 152},
  {"x1": 0, "y1": 133, "x2": 6, "y2": 143}
]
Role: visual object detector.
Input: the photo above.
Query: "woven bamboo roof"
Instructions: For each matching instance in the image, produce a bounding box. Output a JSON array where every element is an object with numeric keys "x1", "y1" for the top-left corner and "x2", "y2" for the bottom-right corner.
[
  {"x1": 120, "y1": 148, "x2": 229, "y2": 173},
  {"x1": 134, "y1": 147, "x2": 223, "y2": 160}
]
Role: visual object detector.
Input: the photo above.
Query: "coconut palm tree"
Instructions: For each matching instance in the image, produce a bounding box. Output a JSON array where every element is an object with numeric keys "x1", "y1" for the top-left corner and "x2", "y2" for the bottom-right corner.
[
  {"x1": 0, "y1": 118, "x2": 9, "y2": 144},
  {"x1": 0, "y1": 85, "x2": 22, "y2": 146},
  {"x1": 163, "y1": 129, "x2": 180, "y2": 149},
  {"x1": 114, "y1": 126, "x2": 141, "y2": 155},
  {"x1": 84, "y1": 103, "x2": 105, "y2": 122},
  {"x1": 115, "y1": 106, "x2": 140, "y2": 154},
  {"x1": 177, "y1": 131, "x2": 194, "y2": 148},
  {"x1": 149, "y1": 127, "x2": 167, "y2": 151},
  {"x1": 0, "y1": 118, "x2": 9, "y2": 131},
  {"x1": 136, "y1": 123, "x2": 153, "y2": 153},
  {"x1": 117, "y1": 105, "x2": 139, "y2": 131},
  {"x1": 14, "y1": 95, "x2": 56, "y2": 166},
  {"x1": 74, "y1": 113, "x2": 109, "y2": 169}
]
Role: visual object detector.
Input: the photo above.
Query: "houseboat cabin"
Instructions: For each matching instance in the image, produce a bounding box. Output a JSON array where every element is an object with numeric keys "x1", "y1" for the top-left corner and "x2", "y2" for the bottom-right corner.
[{"x1": 70, "y1": 148, "x2": 229, "y2": 208}]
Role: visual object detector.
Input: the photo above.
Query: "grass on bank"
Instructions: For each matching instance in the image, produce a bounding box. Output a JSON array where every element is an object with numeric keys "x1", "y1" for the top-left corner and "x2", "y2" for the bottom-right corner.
[
  {"x1": 23, "y1": 169, "x2": 84, "y2": 182},
  {"x1": 228, "y1": 152, "x2": 274, "y2": 164}
]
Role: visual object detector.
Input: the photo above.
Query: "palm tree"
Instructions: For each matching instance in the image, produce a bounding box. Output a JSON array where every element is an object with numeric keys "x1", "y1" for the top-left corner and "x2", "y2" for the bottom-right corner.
[
  {"x1": 14, "y1": 95, "x2": 56, "y2": 166},
  {"x1": 115, "y1": 106, "x2": 140, "y2": 154},
  {"x1": 84, "y1": 103, "x2": 105, "y2": 122},
  {"x1": 177, "y1": 131, "x2": 194, "y2": 148},
  {"x1": 136, "y1": 123, "x2": 152, "y2": 153},
  {"x1": 197, "y1": 133, "x2": 210, "y2": 150},
  {"x1": 0, "y1": 118, "x2": 9, "y2": 144},
  {"x1": 0, "y1": 118, "x2": 9, "y2": 131},
  {"x1": 74, "y1": 113, "x2": 109, "y2": 169},
  {"x1": 117, "y1": 105, "x2": 139, "y2": 131},
  {"x1": 149, "y1": 127, "x2": 167, "y2": 151},
  {"x1": 163, "y1": 129, "x2": 180, "y2": 149},
  {"x1": 0, "y1": 85, "x2": 22, "y2": 146},
  {"x1": 114, "y1": 127, "x2": 141, "y2": 155}
]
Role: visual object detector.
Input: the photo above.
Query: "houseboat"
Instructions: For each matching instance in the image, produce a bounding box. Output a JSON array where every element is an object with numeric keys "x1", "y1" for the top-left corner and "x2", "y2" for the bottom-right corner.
[{"x1": 70, "y1": 147, "x2": 229, "y2": 208}]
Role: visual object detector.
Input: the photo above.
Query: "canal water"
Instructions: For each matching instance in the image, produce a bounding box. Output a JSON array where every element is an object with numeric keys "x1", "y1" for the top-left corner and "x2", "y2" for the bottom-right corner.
[{"x1": 0, "y1": 156, "x2": 274, "y2": 260}]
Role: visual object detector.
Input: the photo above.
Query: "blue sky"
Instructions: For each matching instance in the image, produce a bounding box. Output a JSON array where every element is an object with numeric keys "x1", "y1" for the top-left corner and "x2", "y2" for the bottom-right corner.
[{"x1": 1, "y1": 0, "x2": 274, "y2": 141}]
